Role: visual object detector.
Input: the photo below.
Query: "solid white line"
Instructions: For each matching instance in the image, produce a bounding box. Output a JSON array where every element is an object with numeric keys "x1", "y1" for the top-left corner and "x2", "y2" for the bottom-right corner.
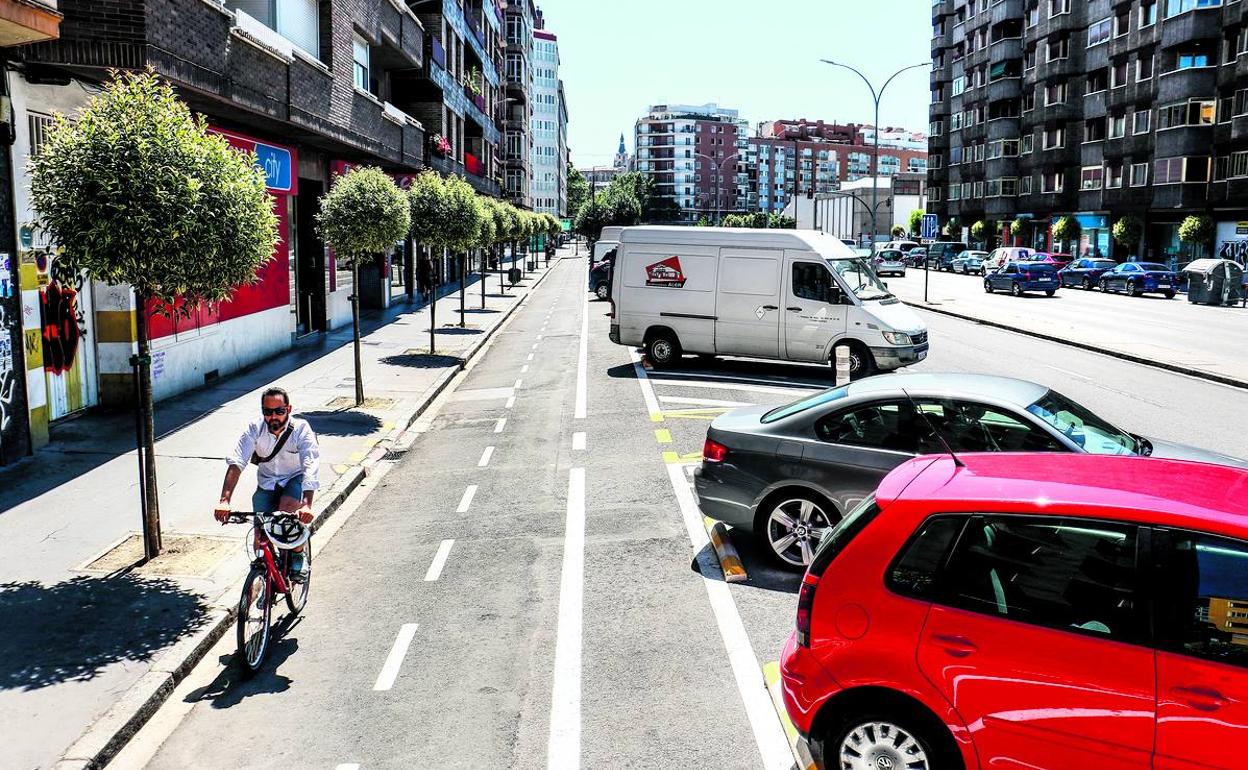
[
  {"x1": 423, "y1": 539, "x2": 455, "y2": 582},
  {"x1": 664, "y1": 464, "x2": 793, "y2": 770},
  {"x1": 373, "y1": 623, "x2": 419, "y2": 691},
  {"x1": 658, "y1": 395, "x2": 752, "y2": 408},
  {"x1": 649, "y1": 379, "x2": 816, "y2": 396},
  {"x1": 536, "y1": 334, "x2": 543, "y2": 340},
  {"x1": 505, "y1": 396, "x2": 516, "y2": 409},
  {"x1": 514, "y1": 378, "x2": 524, "y2": 389},
  {"x1": 575, "y1": 292, "x2": 589, "y2": 419},
  {"x1": 336, "y1": 765, "x2": 360, "y2": 770},
  {"x1": 547, "y1": 467, "x2": 586, "y2": 770},
  {"x1": 495, "y1": 417, "x2": 507, "y2": 433},
  {"x1": 572, "y1": 431, "x2": 586, "y2": 450},
  {"x1": 628, "y1": 348, "x2": 662, "y2": 419},
  {"x1": 522, "y1": 364, "x2": 529, "y2": 373},
  {"x1": 532, "y1": 343, "x2": 539, "y2": 350},
  {"x1": 455, "y1": 485, "x2": 478, "y2": 513},
  {"x1": 527, "y1": 353, "x2": 535, "y2": 361},
  {"x1": 478, "y1": 446, "x2": 495, "y2": 467}
]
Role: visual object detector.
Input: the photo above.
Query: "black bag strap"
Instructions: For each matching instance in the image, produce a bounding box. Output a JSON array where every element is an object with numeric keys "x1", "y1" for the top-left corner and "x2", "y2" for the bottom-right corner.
[{"x1": 251, "y1": 425, "x2": 293, "y2": 466}]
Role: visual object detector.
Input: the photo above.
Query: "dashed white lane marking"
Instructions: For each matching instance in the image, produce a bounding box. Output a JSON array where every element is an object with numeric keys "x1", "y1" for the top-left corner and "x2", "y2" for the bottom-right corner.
[
  {"x1": 373, "y1": 623, "x2": 420, "y2": 691},
  {"x1": 532, "y1": 343, "x2": 539, "y2": 350},
  {"x1": 664, "y1": 464, "x2": 793, "y2": 769},
  {"x1": 572, "y1": 432, "x2": 586, "y2": 450},
  {"x1": 505, "y1": 396, "x2": 516, "y2": 409},
  {"x1": 495, "y1": 418, "x2": 507, "y2": 433},
  {"x1": 478, "y1": 446, "x2": 495, "y2": 467},
  {"x1": 514, "y1": 378, "x2": 524, "y2": 389},
  {"x1": 522, "y1": 365, "x2": 530, "y2": 373},
  {"x1": 658, "y1": 395, "x2": 752, "y2": 407},
  {"x1": 547, "y1": 467, "x2": 586, "y2": 770},
  {"x1": 628, "y1": 348, "x2": 662, "y2": 420},
  {"x1": 536, "y1": 334, "x2": 543, "y2": 340},
  {"x1": 455, "y1": 485, "x2": 478, "y2": 513},
  {"x1": 423, "y1": 539, "x2": 455, "y2": 582},
  {"x1": 336, "y1": 764, "x2": 360, "y2": 770},
  {"x1": 527, "y1": 353, "x2": 535, "y2": 361},
  {"x1": 575, "y1": 292, "x2": 589, "y2": 420}
]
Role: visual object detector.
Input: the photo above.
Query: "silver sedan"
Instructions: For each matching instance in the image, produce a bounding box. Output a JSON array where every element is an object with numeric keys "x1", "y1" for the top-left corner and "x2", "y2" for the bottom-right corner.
[{"x1": 693, "y1": 372, "x2": 1245, "y2": 569}]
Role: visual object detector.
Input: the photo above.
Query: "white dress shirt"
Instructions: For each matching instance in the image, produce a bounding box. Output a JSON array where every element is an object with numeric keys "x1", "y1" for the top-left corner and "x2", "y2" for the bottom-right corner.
[{"x1": 227, "y1": 416, "x2": 321, "y2": 492}]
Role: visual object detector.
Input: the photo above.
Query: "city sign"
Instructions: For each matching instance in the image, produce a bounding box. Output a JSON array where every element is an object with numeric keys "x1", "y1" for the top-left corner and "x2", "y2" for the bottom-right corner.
[{"x1": 921, "y1": 213, "x2": 939, "y2": 239}]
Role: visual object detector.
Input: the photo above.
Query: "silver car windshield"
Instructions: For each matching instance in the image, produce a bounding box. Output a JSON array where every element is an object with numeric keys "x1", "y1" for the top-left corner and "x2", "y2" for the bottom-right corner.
[
  {"x1": 1026, "y1": 390, "x2": 1137, "y2": 455},
  {"x1": 827, "y1": 258, "x2": 893, "y2": 301},
  {"x1": 761, "y1": 386, "x2": 850, "y2": 424}
]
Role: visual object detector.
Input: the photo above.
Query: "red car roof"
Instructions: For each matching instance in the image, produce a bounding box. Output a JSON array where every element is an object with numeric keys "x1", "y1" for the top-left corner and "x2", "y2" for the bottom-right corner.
[{"x1": 879, "y1": 454, "x2": 1248, "y2": 535}]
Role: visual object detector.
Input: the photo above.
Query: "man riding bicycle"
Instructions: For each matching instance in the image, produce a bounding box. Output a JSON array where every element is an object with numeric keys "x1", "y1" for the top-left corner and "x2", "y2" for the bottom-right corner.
[{"x1": 215, "y1": 386, "x2": 320, "y2": 579}]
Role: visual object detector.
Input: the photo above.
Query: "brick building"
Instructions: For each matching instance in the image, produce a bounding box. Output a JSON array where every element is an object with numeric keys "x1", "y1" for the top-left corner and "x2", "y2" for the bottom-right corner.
[{"x1": 634, "y1": 102, "x2": 749, "y2": 223}]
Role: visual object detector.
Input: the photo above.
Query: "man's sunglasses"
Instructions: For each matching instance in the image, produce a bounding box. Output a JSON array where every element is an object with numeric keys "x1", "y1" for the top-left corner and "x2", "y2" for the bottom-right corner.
[{"x1": 262, "y1": 407, "x2": 289, "y2": 417}]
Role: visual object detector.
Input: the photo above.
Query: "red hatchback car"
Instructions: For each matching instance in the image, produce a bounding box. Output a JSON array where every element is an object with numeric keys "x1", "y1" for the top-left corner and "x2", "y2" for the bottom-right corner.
[{"x1": 781, "y1": 453, "x2": 1248, "y2": 770}]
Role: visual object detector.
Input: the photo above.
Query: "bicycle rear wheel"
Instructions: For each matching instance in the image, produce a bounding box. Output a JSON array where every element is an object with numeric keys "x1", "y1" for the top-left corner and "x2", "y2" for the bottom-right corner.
[
  {"x1": 285, "y1": 541, "x2": 311, "y2": 616},
  {"x1": 236, "y1": 567, "x2": 272, "y2": 677}
]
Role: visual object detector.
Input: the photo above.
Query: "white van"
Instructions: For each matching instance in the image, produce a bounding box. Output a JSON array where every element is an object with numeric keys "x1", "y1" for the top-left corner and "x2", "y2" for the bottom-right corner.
[
  {"x1": 608, "y1": 227, "x2": 929, "y2": 376},
  {"x1": 983, "y1": 246, "x2": 1034, "y2": 273},
  {"x1": 591, "y1": 226, "x2": 624, "y2": 265}
]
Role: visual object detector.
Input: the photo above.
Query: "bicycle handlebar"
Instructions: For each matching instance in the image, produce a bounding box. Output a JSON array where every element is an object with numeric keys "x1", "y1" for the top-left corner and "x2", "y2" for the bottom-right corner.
[{"x1": 223, "y1": 511, "x2": 299, "y2": 524}]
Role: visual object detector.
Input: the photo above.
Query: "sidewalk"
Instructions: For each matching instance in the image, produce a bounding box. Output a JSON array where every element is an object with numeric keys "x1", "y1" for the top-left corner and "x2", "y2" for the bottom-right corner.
[
  {"x1": 0, "y1": 251, "x2": 567, "y2": 770},
  {"x1": 888, "y1": 269, "x2": 1248, "y2": 388}
]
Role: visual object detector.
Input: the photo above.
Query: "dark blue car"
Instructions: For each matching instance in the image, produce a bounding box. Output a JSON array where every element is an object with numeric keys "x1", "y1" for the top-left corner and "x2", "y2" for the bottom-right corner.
[
  {"x1": 1059, "y1": 257, "x2": 1118, "y2": 289},
  {"x1": 1099, "y1": 261, "x2": 1177, "y2": 298},
  {"x1": 984, "y1": 261, "x2": 1060, "y2": 296}
]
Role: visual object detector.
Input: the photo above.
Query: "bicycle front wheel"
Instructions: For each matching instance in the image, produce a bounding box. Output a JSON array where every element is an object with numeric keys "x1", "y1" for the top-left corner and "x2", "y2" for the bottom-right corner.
[
  {"x1": 236, "y1": 567, "x2": 272, "y2": 677},
  {"x1": 285, "y1": 541, "x2": 311, "y2": 616}
]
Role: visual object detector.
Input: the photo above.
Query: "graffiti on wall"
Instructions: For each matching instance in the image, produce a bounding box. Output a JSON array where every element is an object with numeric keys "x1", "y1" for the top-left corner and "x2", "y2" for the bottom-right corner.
[
  {"x1": 0, "y1": 252, "x2": 14, "y2": 435},
  {"x1": 39, "y1": 253, "x2": 84, "y2": 376}
]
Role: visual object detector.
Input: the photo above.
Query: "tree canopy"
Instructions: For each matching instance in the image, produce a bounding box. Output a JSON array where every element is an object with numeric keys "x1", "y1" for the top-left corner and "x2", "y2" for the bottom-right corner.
[
  {"x1": 317, "y1": 166, "x2": 410, "y2": 264},
  {"x1": 567, "y1": 164, "x2": 590, "y2": 220},
  {"x1": 29, "y1": 69, "x2": 278, "y2": 307}
]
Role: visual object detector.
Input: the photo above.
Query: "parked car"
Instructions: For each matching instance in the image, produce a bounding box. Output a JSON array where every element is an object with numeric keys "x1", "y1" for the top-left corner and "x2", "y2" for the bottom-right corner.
[
  {"x1": 873, "y1": 249, "x2": 907, "y2": 277},
  {"x1": 1059, "y1": 257, "x2": 1118, "y2": 289},
  {"x1": 781, "y1": 452, "x2": 1248, "y2": 770},
  {"x1": 693, "y1": 372, "x2": 1244, "y2": 568},
  {"x1": 951, "y1": 250, "x2": 988, "y2": 275},
  {"x1": 588, "y1": 247, "x2": 616, "y2": 300},
  {"x1": 609, "y1": 227, "x2": 928, "y2": 375},
  {"x1": 1019, "y1": 251, "x2": 1072, "y2": 271},
  {"x1": 873, "y1": 239, "x2": 919, "y2": 255},
  {"x1": 1100, "y1": 261, "x2": 1178, "y2": 298},
  {"x1": 982, "y1": 246, "x2": 1034, "y2": 273},
  {"x1": 906, "y1": 247, "x2": 928, "y2": 268},
  {"x1": 984, "y1": 260, "x2": 1059, "y2": 296},
  {"x1": 839, "y1": 238, "x2": 858, "y2": 249},
  {"x1": 928, "y1": 241, "x2": 970, "y2": 270}
]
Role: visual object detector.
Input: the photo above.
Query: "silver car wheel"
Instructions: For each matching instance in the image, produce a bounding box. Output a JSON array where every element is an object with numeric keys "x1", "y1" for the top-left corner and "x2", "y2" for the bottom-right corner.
[
  {"x1": 839, "y1": 721, "x2": 931, "y2": 770},
  {"x1": 767, "y1": 498, "x2": 833, "y2": 567}
]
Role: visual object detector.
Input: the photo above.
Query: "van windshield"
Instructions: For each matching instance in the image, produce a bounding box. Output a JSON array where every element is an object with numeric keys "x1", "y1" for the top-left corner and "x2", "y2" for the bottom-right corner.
[{"x1": 827, "y1": 258, "x2": 893, "y2": 301}]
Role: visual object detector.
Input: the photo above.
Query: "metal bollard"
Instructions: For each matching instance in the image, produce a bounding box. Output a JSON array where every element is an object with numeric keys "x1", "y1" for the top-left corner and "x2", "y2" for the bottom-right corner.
[{"x1": 834, "y1": 345, "x2": 852, "y2": 386}]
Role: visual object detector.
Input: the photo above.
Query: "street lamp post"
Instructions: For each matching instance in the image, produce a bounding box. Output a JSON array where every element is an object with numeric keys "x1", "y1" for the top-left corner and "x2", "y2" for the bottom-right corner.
[
  {"x1": 693, "y1": 152, "x2": 741, "y2": 224},
  {"x1": 819, "y1": 59, "x2": 928, "y2": 247}
]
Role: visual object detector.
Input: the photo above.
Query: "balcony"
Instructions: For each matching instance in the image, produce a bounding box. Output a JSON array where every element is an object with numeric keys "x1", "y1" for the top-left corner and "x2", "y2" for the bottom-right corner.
[
  {"x1": 1155, "y1": 125, "x2": 1217, "y2": 157},
  {"x1": 1157, "y1": 66, "x2": 1217, "y2": 101},
  {"x1": 990, "y1": 0, "x2": 1024, "y2": 25},
  {"x1": 431, "y1": 36, "x2": 446, "y2": 68},
  {"x1": 1152, "y1": 182, "x2": 1211, "y2": 209},
  {"x1": 428, "y1": 153, "x2": 501, "y2": 196},
  {"x1": 987, "y1": 77, "x2": 1022, "y2": 101},
  {"x1": 1233, "y1": 114, "x2": 1248, "y2": 141},
  {"x1": 1160, "y1": 9, "x2": 1223, "y2": 48},
  {"x1": 989, "y1": 37, "x2": 1022, "y2": 64},
  {"x1": 0, "y1": 0, "x2": 59, "y2": 45}
]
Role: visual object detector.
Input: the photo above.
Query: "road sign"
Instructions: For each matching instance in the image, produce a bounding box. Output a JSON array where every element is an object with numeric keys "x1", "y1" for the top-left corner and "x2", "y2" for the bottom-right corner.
[{"x1": 922, "y1": 214, "x2": 940, "y2": 240}]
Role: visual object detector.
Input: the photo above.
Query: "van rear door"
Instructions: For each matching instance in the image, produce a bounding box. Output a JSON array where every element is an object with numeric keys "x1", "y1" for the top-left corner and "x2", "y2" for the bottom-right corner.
[
  {"x1": 715, "y1": 249, "x2": 782, "y2": 358},
  {"x1": 783, "y1": 252, "x2": 848, "y2": 362}
]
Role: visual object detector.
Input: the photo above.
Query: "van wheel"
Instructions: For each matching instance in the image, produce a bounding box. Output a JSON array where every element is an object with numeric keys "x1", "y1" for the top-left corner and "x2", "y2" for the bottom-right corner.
[
  {"x1": 814, "y1": 708, "x2": 964, "y2": 770},
  {"x1": 594, "y1": 282, "x2": 609, "y2": 300},
  {"x1": 833, "y1": 342, "x2": 875, "y2": 380},
  {"x1": 645, "y1": 332, "x2": 681, "y2": 368}
]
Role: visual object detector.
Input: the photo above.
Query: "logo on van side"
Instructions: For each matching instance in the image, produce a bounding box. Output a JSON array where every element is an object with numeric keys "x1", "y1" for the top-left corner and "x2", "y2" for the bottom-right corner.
[{"x1": 645, "y1": 256, "x2": 687, "y2": 288}]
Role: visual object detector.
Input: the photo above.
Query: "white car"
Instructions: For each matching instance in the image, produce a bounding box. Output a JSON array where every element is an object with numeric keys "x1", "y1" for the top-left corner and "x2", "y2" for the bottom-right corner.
[
  {"x1": 983, "y1": 246, "x2": 1035, "y2": 273},
  {"x1": 609, "y1": 226, "x2": 929, "y2": 378}
]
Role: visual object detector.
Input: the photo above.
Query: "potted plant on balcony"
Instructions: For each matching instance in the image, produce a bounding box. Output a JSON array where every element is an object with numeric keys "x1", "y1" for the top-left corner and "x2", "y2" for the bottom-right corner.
[
  {"x1": 431, "y1": 133, "x2": 452, "y2": 157},
  {"x1": 465, "y1": 66, "x2": 483, "y2": 97}
]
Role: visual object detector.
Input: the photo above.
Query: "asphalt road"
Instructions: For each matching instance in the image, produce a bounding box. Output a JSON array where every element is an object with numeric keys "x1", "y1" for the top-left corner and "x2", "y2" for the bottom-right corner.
[{"x1": 126, "y1": 254, "x2": 1248, "y2": 769}]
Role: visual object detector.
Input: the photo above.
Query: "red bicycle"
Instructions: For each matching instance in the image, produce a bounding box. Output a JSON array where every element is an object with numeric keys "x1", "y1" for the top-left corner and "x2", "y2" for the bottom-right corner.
[{"x1": 224, "y1": 512, "x2": 312, "y2": 676}]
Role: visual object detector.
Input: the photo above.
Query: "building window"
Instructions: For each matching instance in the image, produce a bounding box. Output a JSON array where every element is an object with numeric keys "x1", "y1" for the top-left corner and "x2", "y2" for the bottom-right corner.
[
  {"x1": 1043, "y1": 125, "x2": 1065, "y2": 149},
  {"x1": 929, "y1": 187, "x2": 942, "y2": 201},
  {"x1": 1088, "y1": 18, "x2": 1112, "y2": 47},
  {"x1": 1042, "y1": 170, "x2": 1064, "y2": 192},
  {"x1": 1133, "y1": 109, "x2": 1152, "y2": 134},
  {"x1": 930, "y1": 120, "x2": 943, "y2": 136},
  {"x1": 1137, "y1": 54, "x2": 1154, "y2": 81},
  {"x1": 1154, "y1": 156, "x2": 1211, "y2": 183},
  {"x1": 1049, "y1": 0, "x2": 1071, "y2": 17},
  {"x1": 1110, "y1": 112, "x2": 1126, "y2": 138},
  {"x1": 1023, "y1": 89, "x2": 1036, "y2": 111},
  {"x1": 1106, "y1": 162, "x2": 1124, "y2": 188},
  {"x1": 1157, "y1": 99, "x2": 1216, "y2": 129},
  {"x1": 1111, "y1": 60, "x2": 1129, "y2": 87},
  {"x1": 952, "y1": 76, "x2": 966, "y2": 95},
  {"x1": 1130, "y1": 162, "x2": 1149, "y2": 185},
  {"x1": 229, "y1": 0, "x2": 321, "y2": 59},
  {"x1": 1047, "y1": 36, "x2": 1069, "y2": 61},
  {"x1": 1085, "y1": 118, "x2": 1107, "y2": 141},
  {"x1": 1081, "y1": 166, "x2": 1104, "y2": 189},
  {"x1": 352, "y1": 34, "x2": 371, "y2": 93},
  {"x1": 1020, "y1": 175, "x2": 1033, "y2": 194},
  {"x1": 1114, "y1": 8, "x2": 1131, "y2": 36},
  {"x1": 1177, "y1": 52, "x2": 1211, "y2": 69},
  {"x1": 1229, "y1": 150, "x2": 1248, "y2": 178},
  {"x1": 1022, "y1": 134, "x2": 1034, "y2": 154},
  {"x1": 1025, "y1": 46, "x2": 1037, "y2": 70},
  {"x1": 974, "y1": 142, "x2": 985, "y2": 161},
  {"x1": 1166, "y1": 0, "x2": 1222, "y2": 18},
  {"x1": 974, "y1": 181, "x2": 984, "y2": 197},
  {"x1": 1045, "y1": 81, "x2": 1067, "y2": 105},
  {"x1": 1087, "y1": 68, "x2": 1108, "y2": 93},
  {"x1": 1140, "y1": 0, "x2": 1158, "y2": 25}
]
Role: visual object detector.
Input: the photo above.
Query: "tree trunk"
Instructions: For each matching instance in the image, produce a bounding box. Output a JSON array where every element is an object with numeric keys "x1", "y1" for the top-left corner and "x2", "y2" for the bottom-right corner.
[
  {"x1": 429, "y1": 250, "x2": 437, "y2": 354},
  {"x1": 352, "y1": 261, "x2": 364, "y2": 406},
  {"x1": 481, "y1": 248, "x2": 487, "y2": 309},
  {"x1": 499, "y1": 243, "x2": 505, "y2": 294},
  {"x1": 404, "y1": 235, "x2": 415, "y2": 302},
  {"x1": 133, "y1": 292, "x2": 162, "y2": 561},
  {"x1": 459, "y1": 250, "x2": 466, "y2": 327}
]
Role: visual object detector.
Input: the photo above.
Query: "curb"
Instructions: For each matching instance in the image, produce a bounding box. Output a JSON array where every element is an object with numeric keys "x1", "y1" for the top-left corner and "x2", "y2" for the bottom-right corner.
[
  {"x1": 702, "y1": 515, "x2": 747, "y2": 583},
  {"x1": 61, "y1": 262, "x2": 559, "y2": 770},
  {"x1": 763, "y1": 661, "x2": 817, "y2": 770},
  {"x1": 906, "y1": 300, "x2": 1248, "y2": 391}
]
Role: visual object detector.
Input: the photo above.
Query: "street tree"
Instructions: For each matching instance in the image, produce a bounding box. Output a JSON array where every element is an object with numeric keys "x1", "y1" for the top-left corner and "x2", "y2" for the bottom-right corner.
[
  {"x1": 407, "y1": 170, "x2": 450, "y2": 352},
  {"x1": 567, "y1": 164, "x2": 590, "y2": 220},
  {"x1": 971, "y1": 220, "x2": 989, "y2": 244},
  {"x1": 441, "y1": 176, "x2": 484, "y2": 328},
  {"x1": 1112, "y1": 214, "x2": 1143, "y2": 255},
  {"x1": 944, "y1": 216, "x2": 961, "y2": 238},
  {"x1": 1179, "y1": 215, "x2": 1214, "y2": 258},
  {"x1": 318, "y1": 166, "x2": 411, "y2": 406},
  {"x1": 891, "y1": 225, "x2": 906, "y2": 238},
  {"x1": 29, "y1": 70, "x2": 279, "y2": 559},
  {"x1": 908, "y1": 209, "x2": 924, "y2": 236},
  {"x1": 475, "y1": 198, "x2": 497, "y2": 309},
  {"x1": 1010, "y1": 217, "x2": 1029, "y2": 245},
  {"x1": 1052, "y1": 216, "x2": 1081, "y2": 252}
]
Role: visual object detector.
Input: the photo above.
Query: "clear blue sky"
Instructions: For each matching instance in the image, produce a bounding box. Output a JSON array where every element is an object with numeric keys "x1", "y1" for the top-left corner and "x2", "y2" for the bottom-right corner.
[{"x1": 538, "y1": 0, "x2": 933, "y2": 168}]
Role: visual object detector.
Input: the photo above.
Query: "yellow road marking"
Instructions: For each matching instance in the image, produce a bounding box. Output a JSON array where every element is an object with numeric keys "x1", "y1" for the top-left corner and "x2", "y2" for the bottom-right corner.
[
  {"x1": 764, "y1": 661, "x2": 817, "y2": 770},
  {"x1": 662, "y1": 450, "x2": 703, "y2": 464},
  {"x1": 649, "y1": 412, "x2": 665, "y2": 422},
  {"x1": 348, "y1": 451, "x2": 366, "y2": 463},
  {"x1": 654, "y1": 429, "x2": 672, "y2": 444},
  {"x1": 333, "y1": 464, "x2": 349, "y2": 475}
]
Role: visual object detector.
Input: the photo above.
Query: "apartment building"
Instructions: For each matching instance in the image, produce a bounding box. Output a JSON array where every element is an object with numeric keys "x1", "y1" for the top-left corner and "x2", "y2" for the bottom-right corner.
[
  {"x1": 748, "y1": 119, "x2": 929, "y2": 214},
  {"x1": 634, "y1": 102, "x2": 749, "y2": 223},
  {"x1": 530, "y1": 14, "x2": 565, "y2": 216},
  {"x1": 503, "y1": 0, "x2": 534, "y2": 207},
  {"x1": 929, "y1": 0, "x2": 1248, "y2": 261}
]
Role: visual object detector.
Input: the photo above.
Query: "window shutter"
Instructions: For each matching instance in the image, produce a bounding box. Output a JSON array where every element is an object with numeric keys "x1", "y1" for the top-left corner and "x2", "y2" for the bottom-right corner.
[
  {"x1": 277, "y1": 0, "x2": 320, "y2": 59},
  {"x1": 230, "y1": 0, "x2": 275, "y2": 27}
]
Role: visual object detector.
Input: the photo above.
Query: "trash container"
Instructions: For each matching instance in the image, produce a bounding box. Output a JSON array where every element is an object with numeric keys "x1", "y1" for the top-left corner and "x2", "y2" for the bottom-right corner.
[{"x1": 1183, "y1": 259, "x2": 1245, "y2": 306}]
